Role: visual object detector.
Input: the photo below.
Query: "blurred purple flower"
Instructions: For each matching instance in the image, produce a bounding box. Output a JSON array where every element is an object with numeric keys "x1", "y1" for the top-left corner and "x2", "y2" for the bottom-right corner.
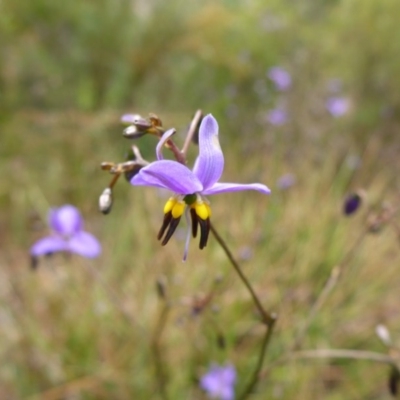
[
  {"x1": 130, "y1": 114, "x2": 270, "y2": 260},
  {"x1": 326, "y1": 97, "x2": 350, "y2": 117},
  {"x1": 267, "y1": 107, "x2": 288, "y2": 126},
  {"x1": 30, "y1": 205, "x2": 101, "y2": 259},
  {"x1": 343, "y1": 192, "x2": 363, "y2": 216},
  {"x1": 267, "y1": 67, "x2": 292, "y2": 91},
  {"x1": 200, "y1": 363, "x2": 236, "y2": 400},
  {"x1": 277, "y1": 173, "x2": 296, "y2": 190}
]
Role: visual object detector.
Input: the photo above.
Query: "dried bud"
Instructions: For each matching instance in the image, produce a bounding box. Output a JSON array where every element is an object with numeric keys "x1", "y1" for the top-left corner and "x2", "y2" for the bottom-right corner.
[
  {"x1": 343, "y1": 190, "x2": 365, "y2": 216},
  {"x1": 99, "y1": 188, "x2": 113, "y2": 214},
  {"x1": 124, "y1": 164, "x2": 143, "y2": 182}
]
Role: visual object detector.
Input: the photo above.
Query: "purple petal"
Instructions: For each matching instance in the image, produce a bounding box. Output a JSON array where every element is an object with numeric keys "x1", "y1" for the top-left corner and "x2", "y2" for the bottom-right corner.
[
  {"x1": 222, "y1": 365, "x2": 237, "y2": 385},
  {"x1": 202, "y1": 182, "x2": 271, "y2": 196},
  {"x1": 121, "y1": 113, "x2": 140, "y2": 124},
  {"x1": 68, "y1": 231, "x2": 102, "y2": 258},
  {"x1": 131, "y1": 160, "x2": 203, "y2": 194},
  {"x1": 200, "y1": 366, "x2": 221, "y2": 393},
  {"x1": 49, "y1": 205, "x2": 83, "y2": 235},
  {"x1": 267, "y1": 108, "x2": 288, "y2": 126},
  {"x1": 268, "y1": 66, "x2": 292, "y2": 91},
  {"x1": 192, "y1": 114, "x2": 224, "y2": 190},
  {"x1": 200, "y1": 364, "x2": 236, "y2": 400},
  {"x1": 326, "y1": 97, "x2": 349, "y2": 117},
  {"x1": 156, "y1": 128, "x2": 176, "y2": 160},
  {"x1": 30, "y1": 236, "x2": 68, "y2": 256}
]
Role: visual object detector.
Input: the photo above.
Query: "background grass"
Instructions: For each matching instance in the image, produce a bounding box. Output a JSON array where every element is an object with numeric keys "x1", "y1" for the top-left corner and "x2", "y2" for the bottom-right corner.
[{"x1": 1, "y1": 0, "x2": 400, "y2": 399}]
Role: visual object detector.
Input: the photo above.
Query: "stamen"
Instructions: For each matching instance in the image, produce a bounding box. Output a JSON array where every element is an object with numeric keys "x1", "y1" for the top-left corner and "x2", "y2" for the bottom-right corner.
[
  {"x1": 161, "y1": 216, "x2": 181, "y2": 245},
  {"x1": 194, "y1": 200, "x2": 210, "y2": 220},
  {"x1": 164, "y1": 197, "x2": 177, "y2": 214},
  {"x1": 171, "y1": 200, "x2": 185, "y2": 219},
  {"x1": 190, "y1": 207, "x2": 198, "y2": 238},
  {"x1": 198, "y1": 217, "x2": 210, "y2": 249},
  {"x1": 157, "y1": 212, "x2": 173, "y2": 240}
]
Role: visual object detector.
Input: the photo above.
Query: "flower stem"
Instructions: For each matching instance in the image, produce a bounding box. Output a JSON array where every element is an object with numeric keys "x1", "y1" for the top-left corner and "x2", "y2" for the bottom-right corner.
[
  {"x1": 210, "y1": 223, "x2": 277, "y2": 399},
  {"x1": 210, "y1": 223, "x2": 276, "y2": 326}
]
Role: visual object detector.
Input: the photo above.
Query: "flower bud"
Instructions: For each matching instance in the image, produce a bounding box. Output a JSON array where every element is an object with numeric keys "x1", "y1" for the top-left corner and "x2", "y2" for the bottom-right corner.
[
  {"x1": 99, "y1": 188, "x2": 113, "y2": 214},
  {"x1": 343, "y1": 190, "x2": 365, "y2": 216},
  {"x1": 123, "y1": 125, "x2": 146, "y2": 139}
]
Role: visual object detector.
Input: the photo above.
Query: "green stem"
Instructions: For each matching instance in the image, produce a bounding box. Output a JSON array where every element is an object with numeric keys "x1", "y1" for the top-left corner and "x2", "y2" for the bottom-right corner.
[
  {"x1": 210, "y1": 223, "x2": 277, "y2": 399},
  {"x1": 210, "y1": 223, "x2": 275, "y2": 326}
]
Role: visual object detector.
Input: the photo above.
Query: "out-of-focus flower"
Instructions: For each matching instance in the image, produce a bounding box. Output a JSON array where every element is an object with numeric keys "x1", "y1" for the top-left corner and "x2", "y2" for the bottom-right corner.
[
  {"x1": 343, "y1": 192, "x2": 364, "y2": 216},
  {"x1": 276, "y1": 173, "x2": 296, "y2": 190},
  {"x1": 30, "y1": 205, "x2": 101, "y2": 259},
  {"x1": 130, "y1": 114, "x2": 270, "y2": 260},
  {"x1": 326, "y1": 97, "x2": 350, "y2": 117},
  {"x1": 200, "y1": 363, "x2": 236, "y2": 400},
  {"x1": 267, "y1": 107, "x2": 288, "y2": 126},
  {"x1": 267, "y1": 67, "x2": 292, "y2": 91}
]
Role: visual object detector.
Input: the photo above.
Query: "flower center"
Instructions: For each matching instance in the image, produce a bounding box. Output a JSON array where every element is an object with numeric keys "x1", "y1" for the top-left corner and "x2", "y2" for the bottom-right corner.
[{"x1": 157, "y1": 194, "x2": 211, "y2": 249}]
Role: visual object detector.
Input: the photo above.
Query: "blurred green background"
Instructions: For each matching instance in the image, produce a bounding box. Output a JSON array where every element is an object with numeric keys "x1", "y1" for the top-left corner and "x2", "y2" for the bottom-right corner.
[{"x1": 2, "y1": 0, "x2": 400, "y2": 399}]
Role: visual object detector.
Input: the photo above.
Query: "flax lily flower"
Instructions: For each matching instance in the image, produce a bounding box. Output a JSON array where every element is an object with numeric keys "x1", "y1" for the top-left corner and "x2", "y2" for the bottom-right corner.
[
  {"x1": 130, "y1": 114, "x2": 270, "y2": 260},
  {"x1": 30, "y1": 205, "x2": 101, "y2": 260}
]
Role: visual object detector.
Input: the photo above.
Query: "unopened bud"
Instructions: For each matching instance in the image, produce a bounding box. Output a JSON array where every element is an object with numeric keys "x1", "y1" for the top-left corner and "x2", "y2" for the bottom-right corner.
[
  {"x1": 120, "y1": 114, "x2": 146, "y2": 126},
  {"x1": 343, "y1": 190, "x2": 365, "y2": 216},
  {"x1": 99, "y1": 188, "x2": 113, "y2": 214},
  {"x1": 123, "y1": 125, "x2": 146, "y2": 139}
]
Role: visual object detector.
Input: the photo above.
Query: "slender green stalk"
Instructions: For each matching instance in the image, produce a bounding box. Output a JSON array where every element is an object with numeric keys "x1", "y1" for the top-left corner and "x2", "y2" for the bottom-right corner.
[
  {"x1": 210, "y1": 223, "x2": 277, "y2": 399},
  {"x1": 210, "y1": 223, "x2": 275, "y2": 326},
  {"x1": 238, "y1": 319, "x2": 277, "y2": 400}
]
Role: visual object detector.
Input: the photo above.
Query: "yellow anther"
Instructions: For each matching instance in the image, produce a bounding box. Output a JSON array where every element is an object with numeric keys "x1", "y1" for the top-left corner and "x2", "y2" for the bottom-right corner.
[
  {"x1": 194, "y1": 201, "x2": 211, "y2": 220},
  {"x1": 171, "y1": 201, "x2": 185, "y2": 219},
  {"x1": 204, "y1": 202, "x2": 211, "y2": 218},
  {"x1": 163, "y1": 197, "x2": 177, "y2": 214}
]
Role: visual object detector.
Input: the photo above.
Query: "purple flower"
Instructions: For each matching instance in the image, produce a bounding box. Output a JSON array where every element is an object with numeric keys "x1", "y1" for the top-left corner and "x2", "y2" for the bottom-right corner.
[
  {"x1": 326, "y1": 97, "x2": 350, "y2": 117},
  {"x1": 267, "y1": 67, "x2": 292, "y2": 91},
  {"x1": 267, "y1": 107, "x2": 288, "y2": 126},
  {"x1": 130, "y1": 114, "x2": 270, "y2": 260},
  {"x1": 200, "y1": 363, "x2": 236, "y2": 400},
  {"x1": 30, "y1": 205, "x2": 101, "y2": 259}
]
